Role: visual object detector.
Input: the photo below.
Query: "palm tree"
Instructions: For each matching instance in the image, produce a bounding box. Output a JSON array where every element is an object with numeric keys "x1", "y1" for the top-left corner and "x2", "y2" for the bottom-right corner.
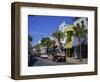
[
  {"x1": 41, "y1": 37, "x2": 52, "y2": 47},
  {"x1": 41, "y1": 37, "x2": 53, "y2": 54},
  {"x1": 28, "y1": 34, "x2": 33, "y2": 50},
  {"x1": 28, "y1": 34, "x2": 33, "y2": 66},
  {"x1": 73, "y1": 25, "x2": 87, "y2": 61},
  {"x1": 28, "y1": 34, "x2": 33, "y2": 53},
  {"x1": 34, "y1": 43, "x2": 41, "y2": 49},
  {"x1": 52, "y1": 31, "x2": 65, "y2": 46},
  {"x1": 28, "y1": 34, "x2": 33, "y2": 42}
]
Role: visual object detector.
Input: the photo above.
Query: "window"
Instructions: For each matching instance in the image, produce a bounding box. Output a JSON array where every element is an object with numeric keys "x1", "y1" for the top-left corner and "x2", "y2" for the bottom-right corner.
[
  {"x1": 76, "y1": 23, "x2": 80, "y2": 27},
  {"x1": 81, "y1": 21, "x2": 84, "y2": 27},
  {"x1": 67, "y1": 31, "x2": 73, "y2": 36}
]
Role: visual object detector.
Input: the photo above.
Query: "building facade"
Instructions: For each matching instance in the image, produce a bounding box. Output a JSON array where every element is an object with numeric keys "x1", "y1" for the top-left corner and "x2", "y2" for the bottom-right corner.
[
  {"x1": 73, "y1": 17, "x2": 88, "y2": 29},
  {"x1": 73, "y1": 17, "x2": 88, "y2": 58},
  {"x1": 58, "y1": 21, "x2": 68, "y2": 46},
  {"x1": 64, "y1": 25, "x2": 74, "y2": 57}
]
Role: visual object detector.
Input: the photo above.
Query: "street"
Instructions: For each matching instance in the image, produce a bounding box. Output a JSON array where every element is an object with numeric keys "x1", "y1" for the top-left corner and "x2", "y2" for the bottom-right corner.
[{"x1": 30, "y1": 56, "x2": 73, "y2": 66}]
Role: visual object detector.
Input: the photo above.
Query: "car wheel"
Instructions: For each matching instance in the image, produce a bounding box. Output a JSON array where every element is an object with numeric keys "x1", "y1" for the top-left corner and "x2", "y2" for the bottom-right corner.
[{"x1": 55, "y1": 59, "x2": 58, "y2": 62}]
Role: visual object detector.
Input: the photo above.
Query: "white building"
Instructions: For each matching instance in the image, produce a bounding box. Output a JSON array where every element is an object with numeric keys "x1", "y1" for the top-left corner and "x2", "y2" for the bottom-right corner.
[
  {"x1": 59, "y1": 21, "x2": 67, "y2": 32},
  {"x1": 58, "y1": 21, "x2": 68, "y2": 46},
  {"x1": 73, "y1": 17, "x2": 88, "y2": 58},
  {"x1": 73, "y1": 17, "x2": 88, "y2": 29}
]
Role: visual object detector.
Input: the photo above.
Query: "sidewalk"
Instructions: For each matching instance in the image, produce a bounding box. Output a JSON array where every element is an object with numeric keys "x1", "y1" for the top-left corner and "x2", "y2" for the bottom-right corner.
[{"x1": 66, "y1": 57, "x2": 87, "y2": 64}]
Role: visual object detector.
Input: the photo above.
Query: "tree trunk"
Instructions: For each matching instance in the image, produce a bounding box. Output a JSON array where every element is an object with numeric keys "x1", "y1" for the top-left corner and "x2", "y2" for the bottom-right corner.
[
  {"x1": 79, "y1": 38, "x2": 82, "y2": 61},
  {"x1": 58, "y1": 34, "x2": 61, "y2": 47}
]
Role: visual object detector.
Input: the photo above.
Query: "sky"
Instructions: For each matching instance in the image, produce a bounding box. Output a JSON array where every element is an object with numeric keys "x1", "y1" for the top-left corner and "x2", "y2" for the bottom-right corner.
[{"x1": 28, "y1": 15, "x2": 74, "y2": 46}]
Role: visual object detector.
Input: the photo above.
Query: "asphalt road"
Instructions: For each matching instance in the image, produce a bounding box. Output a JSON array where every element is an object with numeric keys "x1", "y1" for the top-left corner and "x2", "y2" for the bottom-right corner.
[{"x1": 32, "y1": 57, "x2": 73, "y2": 66}]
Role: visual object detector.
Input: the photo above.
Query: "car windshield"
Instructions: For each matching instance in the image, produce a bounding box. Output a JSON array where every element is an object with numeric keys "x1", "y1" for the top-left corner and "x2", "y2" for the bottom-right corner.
[{"x1": 56, "y1": 48, "x2": 61, "y2": 53}]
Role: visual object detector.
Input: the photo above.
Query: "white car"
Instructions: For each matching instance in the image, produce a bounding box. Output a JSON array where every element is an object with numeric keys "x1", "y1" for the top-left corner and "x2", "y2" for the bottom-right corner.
[{"x1": 40, "y1": 54, "x2": 48, "y2": 58}]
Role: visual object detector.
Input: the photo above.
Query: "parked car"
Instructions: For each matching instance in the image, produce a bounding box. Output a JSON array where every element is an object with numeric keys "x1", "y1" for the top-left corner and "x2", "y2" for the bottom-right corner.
[
  {"x1": 40, "y1": 54, "x2": 48, "y2": 59},
  {"x1": 53, "y1": 49, "x2": 66, "y2": 62},
  {"x1": 35, "y1": 49, "x2": 42, "y2": 57}
]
